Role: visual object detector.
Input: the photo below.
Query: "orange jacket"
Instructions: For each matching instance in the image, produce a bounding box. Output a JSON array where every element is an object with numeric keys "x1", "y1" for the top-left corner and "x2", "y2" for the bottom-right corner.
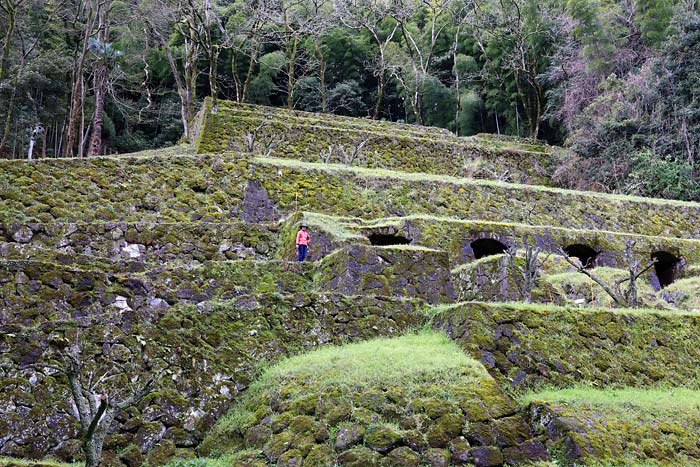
[{"x1": 296, "y1": 230, "x2": 311, "y2": 246}]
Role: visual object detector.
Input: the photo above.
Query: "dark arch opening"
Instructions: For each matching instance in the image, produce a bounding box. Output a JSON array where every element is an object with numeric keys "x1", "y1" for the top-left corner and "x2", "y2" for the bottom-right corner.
[
  {"x1": 563, "y1": 244, "x2": 598, "y2": 269},
  {"x1": 471, "y1": 238, "x2": 508, "y2": 259},
  {"x1": 368, "y1": 233, "x2": 411, "y2": 246},
  {"x1": 651, "y1": 251, "x2": 679, "y2": 288}
]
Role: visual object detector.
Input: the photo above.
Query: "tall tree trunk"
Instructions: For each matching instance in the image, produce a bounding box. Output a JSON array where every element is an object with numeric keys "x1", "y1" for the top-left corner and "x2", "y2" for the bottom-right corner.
[
  {"x1": 88, "y1": 0, "x2": 110, "y2": 157},
  {"x1": 452, "y1": 31, "x2": 461, "y2": 136},
  {"x1": 373, "y1": 70, "x2": 385, "y2": 120},
  {"x1": 27, "y1": 123, "x2": 42, "y2": 160},
  {"x1": 42, "y1": 122, "x2": 47, "y2": 158},
  {"x1": 315, "y1": 42, "x2": 327, "y2": 113},
  {"x1": 203, "y1": 0, "x2": 218, "y2": 111},
  {"x1": 147, "y1": 18, "x2": 191, "y2": 139},
  {"x1": 65, "y1": 6, "x2": 95, "y2": 157},
  {"x1": 0, "y1": 60, "x2": 21, "y2": 151},
  {"x1": 0, "y1": 0, "x2": 16, "y2": 82},
  {"x1": 454, "y1": 74, "x2": 461, "y2": 136},
  {"x1": 415, "y1": 91, "x2": 423, "y2": 125},
  {"x1": 231, "y1": 49, "x2": 241, "y2": 102},
  {"x1": 65, "y1": 73, "x2": 84, "y2": 156},
  {"x1": 286, "y1": 36, "x2": 298, "y2": 110},
  {"x1": 183, "y1": 33, "x2": 198, "y2": 116},
  {"x1": 208, "y1": 47, "x2": 218, "y2": 110},
  {"x1": 242, "y1": 41, "x2": 257, "y2": 103},
  {"x1": 88, "y1": 63, "x2": 108, "y2": 156}
]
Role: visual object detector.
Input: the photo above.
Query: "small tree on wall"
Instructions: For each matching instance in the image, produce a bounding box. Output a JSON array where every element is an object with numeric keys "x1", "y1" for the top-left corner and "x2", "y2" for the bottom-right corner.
[
  {"x1": 35, "y1": 327, "x2": 154, "y2": 467},
  {"x1": 503, "y1": 236, "x2": 552, "y2": 303},
  {"x1": 559, "y1": 240, "x2": 656, "y2": 308}
]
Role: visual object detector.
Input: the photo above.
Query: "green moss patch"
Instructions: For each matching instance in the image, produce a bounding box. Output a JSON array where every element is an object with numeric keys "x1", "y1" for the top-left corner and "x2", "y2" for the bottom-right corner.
[{"x1": 0, "y1": 457, "x2": 80, "y2": 467}]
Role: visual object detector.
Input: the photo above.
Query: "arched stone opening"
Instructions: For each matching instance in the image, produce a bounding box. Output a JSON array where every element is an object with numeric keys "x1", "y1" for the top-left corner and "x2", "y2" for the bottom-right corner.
[
  {"x1": 651, "y1": 251, "x2": 680, "y2": 288},
  {"x1": 563, "y1": 244, "x2": 598, "y2": 269},
  {"x1": 368, "y1": 233, "x2": 412, "y2": 246},
  {"x1": 471, "y1": 238, "x2": 508, "y2": 259}
]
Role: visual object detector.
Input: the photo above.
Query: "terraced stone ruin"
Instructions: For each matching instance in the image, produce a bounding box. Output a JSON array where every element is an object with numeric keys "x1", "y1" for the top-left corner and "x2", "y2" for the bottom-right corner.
[{"x1": 3, "y1": 100, "x2": 700, "y2": 467}]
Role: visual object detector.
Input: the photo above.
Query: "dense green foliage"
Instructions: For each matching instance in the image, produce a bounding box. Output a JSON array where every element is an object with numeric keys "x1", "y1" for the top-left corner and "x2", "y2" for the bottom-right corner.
[{"x1": 1, "y1": 0, "x2": 699, "y2": 200}]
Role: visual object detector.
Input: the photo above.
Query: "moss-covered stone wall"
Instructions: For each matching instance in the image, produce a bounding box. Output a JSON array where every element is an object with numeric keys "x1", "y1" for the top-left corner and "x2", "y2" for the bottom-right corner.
[
  {"x1": 198, "y1": 100, "x2": 455, "y2": 140},
  {"x1": 195, "y1": 100, "x2": 553, "y2": 185},
  {"x1": 0, "y1": 222, "x2": 276, "y2": 265},
  {"x1": 314, "y1": 245, "x2": 457, "y2": 304},
  {"x1": 252, "y1": 159, "x2": 700, "y2": 240},
  {"x1": 0, "y1": 260, "x2": 315, "y2": 321},
  {"x1": 0, "y1": 292, "x2": 423, "y2": 463},
  {"x1": 432, "y1": 302, "x2": 700, "y2": 390},
  {"x1": 6, "y1": 155, "x2": 700, "y2": 242},
  {"x1": 353, "y1": 216, "x2": 700, "y2": 267}
]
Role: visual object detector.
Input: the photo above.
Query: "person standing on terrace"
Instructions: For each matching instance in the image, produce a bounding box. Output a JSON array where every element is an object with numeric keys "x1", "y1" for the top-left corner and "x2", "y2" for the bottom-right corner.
[{"x1": 296, "y1": 223, "x2": 312, "y2": 262}]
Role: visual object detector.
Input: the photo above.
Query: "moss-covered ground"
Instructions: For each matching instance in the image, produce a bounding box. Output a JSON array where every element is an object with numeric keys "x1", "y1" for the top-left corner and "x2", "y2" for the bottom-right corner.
[
  {"x1": 0, "y1": 458, "x2": 79, "y2": 467},
  {"x1": 523, "y1": 387, "x2": 700, "y2": 466}
]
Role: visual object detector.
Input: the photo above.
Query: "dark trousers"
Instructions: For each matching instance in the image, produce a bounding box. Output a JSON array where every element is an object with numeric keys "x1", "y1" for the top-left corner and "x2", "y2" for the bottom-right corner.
[{"x1": 298, "y1": 244, "x2": 308, "y2": 262}]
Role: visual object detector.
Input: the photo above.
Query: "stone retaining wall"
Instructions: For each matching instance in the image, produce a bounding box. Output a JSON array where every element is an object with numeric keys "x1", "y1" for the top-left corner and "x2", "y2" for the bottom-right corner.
[
  {"x1": 432, "y1": 302, "x2": 700, "y2": 390},
  {"x1": 314, "y1": 245, "x2": 457, "y2": 304},
  {"x1": 0, "y1": 293, "x2": 422, "y2": 464}
]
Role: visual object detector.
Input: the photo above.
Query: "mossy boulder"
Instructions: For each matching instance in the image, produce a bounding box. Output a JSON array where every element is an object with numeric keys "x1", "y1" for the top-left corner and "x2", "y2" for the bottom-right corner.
[
  {"x1": 304, "y1": 444, "x2": 335, "y2": 466},
  {"x1": 334, "y1": 424, "x2": 365, "y2": 451},
  {"x1": 382, "y1": 446, "x2": 421, "y2": 467},
  {"x1": 337, "y1": 446, "x2": 382, "y2": 467},
  {"x1": 364, "y1": 424, "x2": 402, "y2": 453}
]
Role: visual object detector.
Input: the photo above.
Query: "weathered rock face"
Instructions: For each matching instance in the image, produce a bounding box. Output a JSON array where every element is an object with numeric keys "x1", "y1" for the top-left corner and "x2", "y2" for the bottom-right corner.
[
  {"x1": 241, "y1": 180, "x2": 279, "y2": 223},
  {"x1": 315, "y1": 245, "x2": 457, "y2": 304},
  {"x1": 453, "y1": 255, "x2": 522, "y2": 303},
  {"x1": 433, "y1": 302, "x2": 700, "y2": 390},
  {"x1": 0, "y1": 292, "x2": 423, "y2": 462}
]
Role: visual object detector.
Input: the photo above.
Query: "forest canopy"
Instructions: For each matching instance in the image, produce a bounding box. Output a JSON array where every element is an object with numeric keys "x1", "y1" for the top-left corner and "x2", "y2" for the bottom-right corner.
[{"x1": 1, "y1": 0, "x2": 699, "y2": 200}]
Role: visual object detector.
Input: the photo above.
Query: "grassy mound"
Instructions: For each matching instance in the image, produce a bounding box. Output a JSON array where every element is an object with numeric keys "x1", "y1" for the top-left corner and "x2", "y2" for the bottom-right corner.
[
  {"x1": 524, "y1": 387, "x2": 700, "y2": 466},
  {"x1": 200, "y1": 331, "x2": 545, "y2": 466}
]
